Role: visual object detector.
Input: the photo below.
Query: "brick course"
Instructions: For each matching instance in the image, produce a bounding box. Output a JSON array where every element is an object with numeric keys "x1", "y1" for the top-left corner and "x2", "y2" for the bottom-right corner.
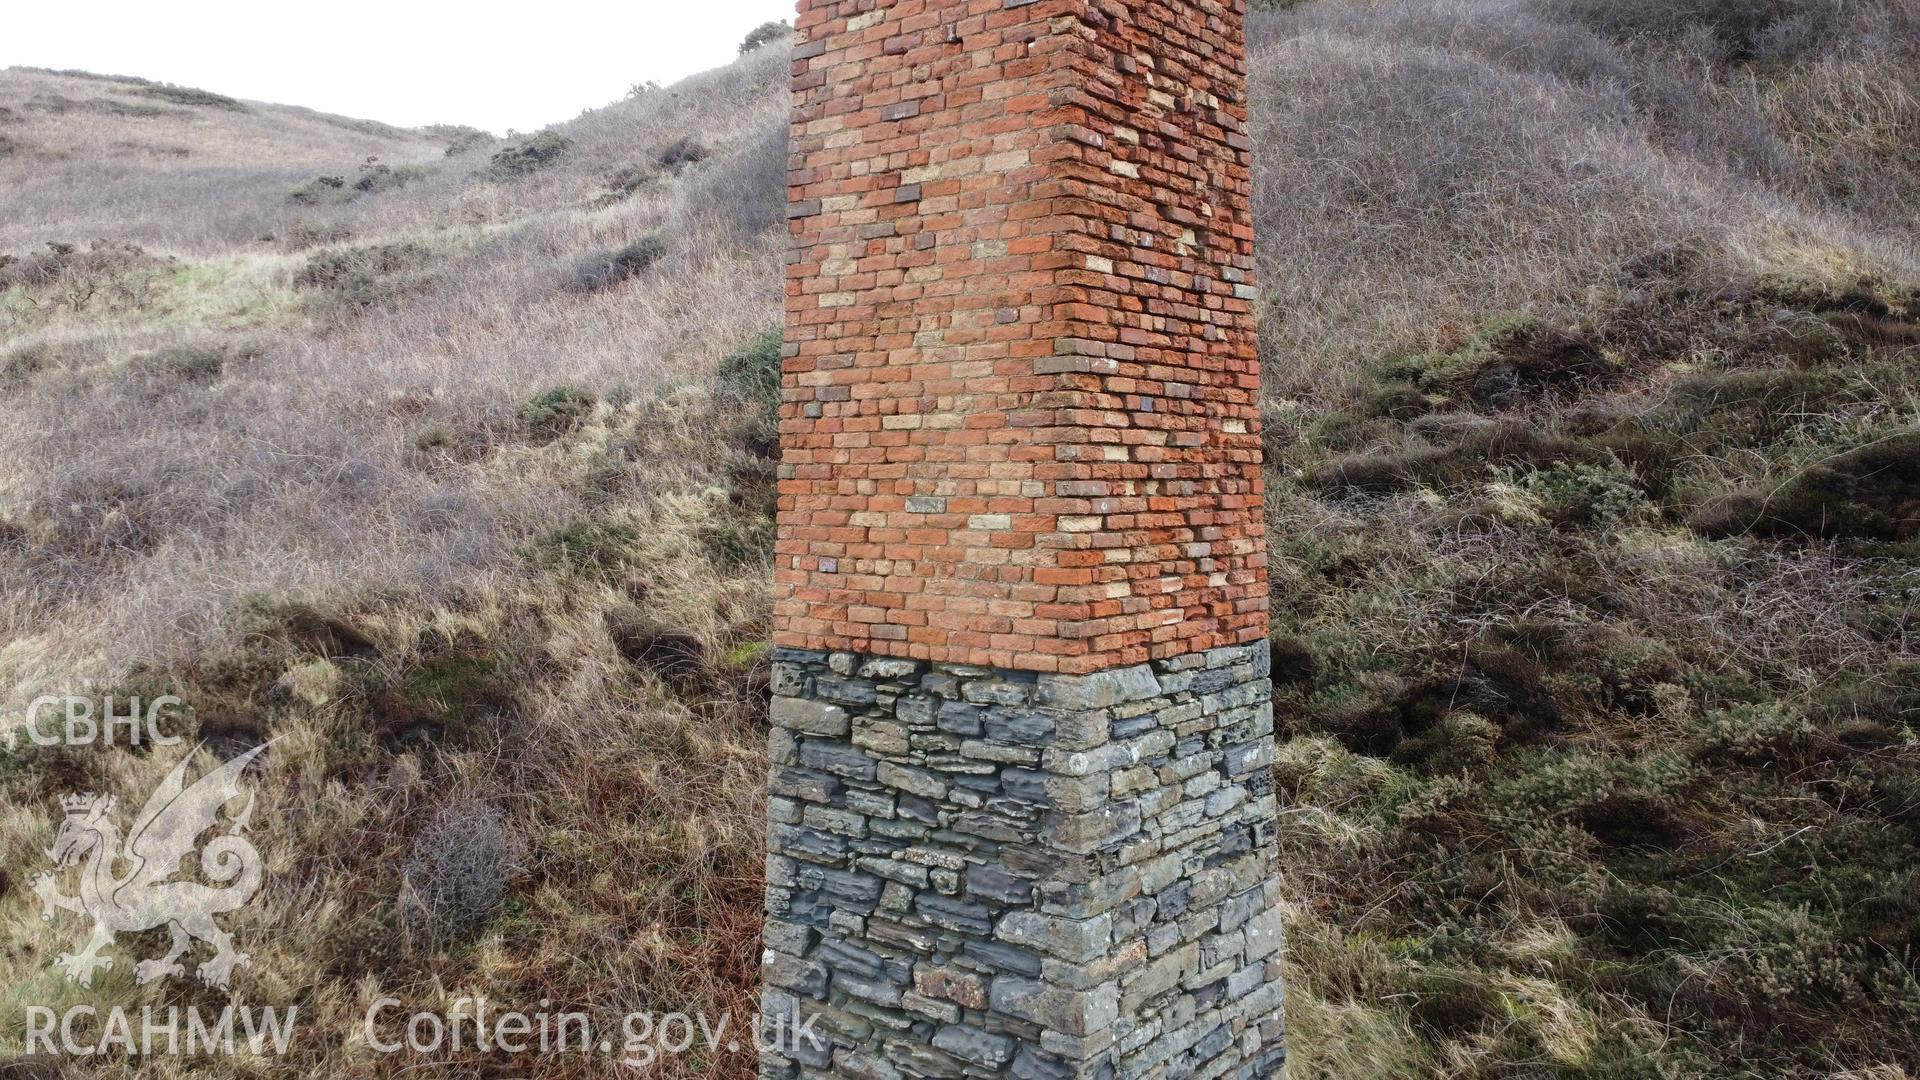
[{"x1": 778, "y1": 0, "x2": 1266, "y2": 674}]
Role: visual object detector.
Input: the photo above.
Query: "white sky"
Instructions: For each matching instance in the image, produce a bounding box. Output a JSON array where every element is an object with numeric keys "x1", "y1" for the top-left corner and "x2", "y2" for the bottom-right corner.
[{"x1": 1, "y1": 0, "x2": 796, "y2": 134}]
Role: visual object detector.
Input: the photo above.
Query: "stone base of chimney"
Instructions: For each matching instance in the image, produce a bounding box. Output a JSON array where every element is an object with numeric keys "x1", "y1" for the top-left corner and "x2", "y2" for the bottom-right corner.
[{"x1": 760, "y1": 643, "x2": 1286, "y2": 1079}]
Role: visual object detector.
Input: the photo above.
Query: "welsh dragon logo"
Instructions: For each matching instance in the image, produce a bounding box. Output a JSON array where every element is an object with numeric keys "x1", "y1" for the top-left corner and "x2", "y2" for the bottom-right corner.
[{"x1": 30, "y1": 742, "x2": 268, "y2": 989}]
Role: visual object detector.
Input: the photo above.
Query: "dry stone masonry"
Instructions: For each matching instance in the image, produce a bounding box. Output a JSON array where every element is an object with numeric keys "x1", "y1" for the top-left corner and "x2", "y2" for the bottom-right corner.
[{"x1": 767, "y1": 0, "x2": 1282, "y2": 1075}]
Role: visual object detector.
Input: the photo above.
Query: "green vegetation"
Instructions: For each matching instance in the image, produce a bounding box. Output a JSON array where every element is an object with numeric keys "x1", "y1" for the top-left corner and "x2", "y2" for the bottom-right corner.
[
  {"x1": 516, "y1": 383, "x2": 596, "y2": 440},
  {"x1": 1270, "y1": 286, "x2": 1920, "y2": 1074},
  {"x1": 293, "y1": 240, "x2": 431, "y2": 308},
  {"x1": 656, "y1": 134, "x2": 708, "y2": 173},
  {"x1": 488, "y1": 130, "x2": 571, "y2": 177},
  {"x1": 568, "y1": 234, "x2": 667, "y2": 292},
  {"x1": 130, "y1": 82, "x2": 246, "y2": 110},
  {"x1": 2, "y1": 3, "x2": 1918, "y2": 1076},
  {"x1": 739, "y1": 19, "x2": 790, "y2": 53}
]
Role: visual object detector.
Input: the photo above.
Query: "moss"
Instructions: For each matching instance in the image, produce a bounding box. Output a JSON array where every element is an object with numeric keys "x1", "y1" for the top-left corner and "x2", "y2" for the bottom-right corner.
[{"x1": 721, "y1": 640, "x2": 770, "y2": 671}]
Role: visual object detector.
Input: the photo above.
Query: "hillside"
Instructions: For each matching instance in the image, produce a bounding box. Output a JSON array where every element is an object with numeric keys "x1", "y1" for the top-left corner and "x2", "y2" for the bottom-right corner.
[{"x1": 4, "y1": 0, "x2": 1920, "y2": 1076}]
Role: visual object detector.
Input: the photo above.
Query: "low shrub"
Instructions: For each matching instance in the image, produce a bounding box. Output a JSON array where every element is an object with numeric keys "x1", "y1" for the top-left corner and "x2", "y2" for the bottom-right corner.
[
  {"x1": 529, "y1": 520, "x2": 635, "y2": 575},
  {"x1": 399, "y1": 802, "x2": 524, "y2": 948},
  {"x1": 656, "y1": 134, "x2": 708, "y2": 173},
  {"x1": 717, "y1": 327, "x2": 782, "y2": 413},
  {"x1": 489, "y1": 131, "x2": 571, "y2": 178},
  {"x1": 595, "y1": 163, "x2": 658, "y2": 205},
  {"x1": 1369, "y1": 315, "x2": 1610, "y2": 413},
  {"x1": 567, "y1": 235, "x2": 667, "y2": 293},
  {"x1": 1691, "y1": 432, "x2": 1920, "y2": 541},
  {"x1": 419, "y1": 124, "x2": 491, "y2": 156},
  {"x1": 352, "y1": 157, "x2": 423, "y2": 194},
  {"x1": 283, "y1": 221, "x2": 354, "y2": 250},
  {"x1": 2, "y1": 343, "x2": 54, "y2": 387},
  {"x1": 142, "y1": 343, "x2": 233, "y2": 383},
  {"x1": 1311, "y1": 419, "x2": 1583, "y2": 494},
  {"x1": 288, "y1": 175, "x2": 347, "y2": 205},
  {"x1": 516, "y1": 384, "x2": 595, "y2": 441},
  {"x1": 739, "y1": 19, "x2": 791, "y2": 53},
  {"x1": 674, "y1": 117, "x2": 787, "y2": 241},
  {"x1": 294, "y1": 241, "x2": 431, "y2": 309},
  {"x1": 696, "y1": 513, "x2": 775, "y2": 569},
  {"x1": 606, "y1": 605, "x2": 707, "y2": 690},
  {"x1": 133, "y1": 83, "x2": 245, "y2": 110},
  {"x1": 0, "y1": 239, "x2": 168, "y2": 317}
]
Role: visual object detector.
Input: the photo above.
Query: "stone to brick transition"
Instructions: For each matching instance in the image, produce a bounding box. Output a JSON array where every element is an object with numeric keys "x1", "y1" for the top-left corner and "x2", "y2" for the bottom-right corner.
[{"x1": 767, "y1": 0, "x2": 1283, "y2": 1076}]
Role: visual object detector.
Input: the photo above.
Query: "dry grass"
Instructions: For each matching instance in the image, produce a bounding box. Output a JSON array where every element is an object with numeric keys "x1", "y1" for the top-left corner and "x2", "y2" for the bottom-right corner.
[{"x1": 2, "y1": 1, "x2": 1920, "y2": 1076}]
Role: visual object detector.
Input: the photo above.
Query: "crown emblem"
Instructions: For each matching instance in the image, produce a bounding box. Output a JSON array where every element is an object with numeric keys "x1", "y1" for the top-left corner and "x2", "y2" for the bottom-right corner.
[{"x1": 59, "y1": 793, "x2": 104, "y2": 815}]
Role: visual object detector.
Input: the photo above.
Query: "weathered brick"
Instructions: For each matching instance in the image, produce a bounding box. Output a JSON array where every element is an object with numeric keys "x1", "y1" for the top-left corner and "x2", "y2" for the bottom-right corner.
[
  {"x1": 774, "y1": 0, "x2": 1267, "y2": 676},
  {"x1": 763, "y1": 0, "x2": 1283, "y2": 1075}
]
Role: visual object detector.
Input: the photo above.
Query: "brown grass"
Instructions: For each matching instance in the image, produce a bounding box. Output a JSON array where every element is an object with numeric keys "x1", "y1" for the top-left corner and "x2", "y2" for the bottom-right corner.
[{"x1": 3, "y1": 2, "x2": 1920, "y2": 1076}]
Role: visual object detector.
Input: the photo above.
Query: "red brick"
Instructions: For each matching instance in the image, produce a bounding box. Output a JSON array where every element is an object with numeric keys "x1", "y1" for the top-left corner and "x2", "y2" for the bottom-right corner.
[{"x1": 777, "y1": 0, "x2": 1265, "y2": 675}]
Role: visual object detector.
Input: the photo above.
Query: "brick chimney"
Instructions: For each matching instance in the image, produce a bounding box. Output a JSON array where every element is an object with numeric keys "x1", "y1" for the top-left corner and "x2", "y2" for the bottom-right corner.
[{"x1": 763, "y1": 0, "x2": 1284, "y2": 1074}]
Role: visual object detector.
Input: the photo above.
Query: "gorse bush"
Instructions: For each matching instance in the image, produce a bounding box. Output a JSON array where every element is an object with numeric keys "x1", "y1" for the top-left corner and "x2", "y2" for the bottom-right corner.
[
  {"x1": 488, "y1": 130, "x2": 571, "y2": 177},
  {"x1": 567, "y1": 234, "x2": 667, "y2": 293},
  {"x1": 420, "y1": 123, "x2": 491, "y2": 156},
  {"x1": 0, "y1": 238, "x2": 168, "y2": 318},
  {"x1": 656, "y1": 134, "x2": 708, "y2": 173},
  {"x1": 739, "y1": 19, "x2": 790, "y2": 53},
  {"x1": 288, "y1": 175, "x2": 347, "y2": 205},
  {"x1": 293, "y1": 241, "x2": 431, "y2": 309},
  {"x1": 352, "y1": 156, "x2": 422, "y2": 194},
  {"x1": 133, "y1": 83, "x2": 245, "y2": 110},
  {"x1": 516, "y1": 384, "x2": 595, "y2": 441}
]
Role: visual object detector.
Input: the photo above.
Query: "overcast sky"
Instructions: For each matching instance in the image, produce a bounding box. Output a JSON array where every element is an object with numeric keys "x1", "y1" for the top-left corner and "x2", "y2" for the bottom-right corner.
[{"x1": 2, "y1": 0, "x2": 796, "y2": 133}]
